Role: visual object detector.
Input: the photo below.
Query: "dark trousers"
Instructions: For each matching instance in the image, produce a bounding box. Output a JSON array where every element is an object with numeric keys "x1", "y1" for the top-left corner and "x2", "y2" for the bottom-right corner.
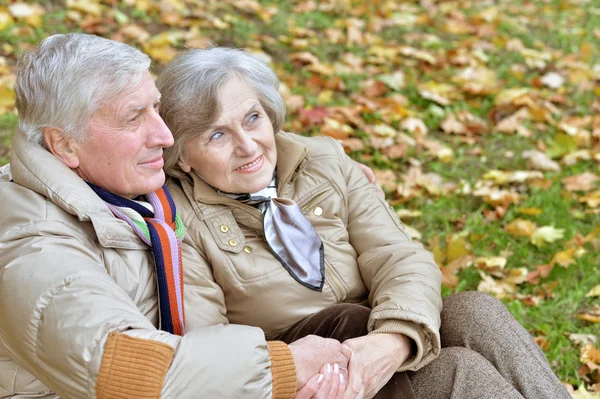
[{"x1": 274, "y1": 303, "x2": 416, "y2": 399}]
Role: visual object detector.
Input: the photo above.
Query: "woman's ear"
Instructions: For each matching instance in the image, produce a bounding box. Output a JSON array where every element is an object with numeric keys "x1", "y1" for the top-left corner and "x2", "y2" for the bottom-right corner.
[
  {"x1": 43, "y1": 127, "x2": 80, "y2": 169},
  {"x1": 178, "y1": 158, "x2": 191, "y2": 173}
]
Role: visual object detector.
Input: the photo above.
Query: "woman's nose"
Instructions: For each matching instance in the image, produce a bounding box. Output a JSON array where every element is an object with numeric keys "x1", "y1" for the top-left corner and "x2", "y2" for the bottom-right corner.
[{"x1": 235, "y1": 130, "x2": 258, "y2": 156}]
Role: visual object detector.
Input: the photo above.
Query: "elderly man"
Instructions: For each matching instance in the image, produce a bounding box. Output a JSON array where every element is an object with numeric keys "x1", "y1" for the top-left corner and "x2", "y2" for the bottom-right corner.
[{"x1": 0, "y1": 33, "x2": 348, "y2": 399}]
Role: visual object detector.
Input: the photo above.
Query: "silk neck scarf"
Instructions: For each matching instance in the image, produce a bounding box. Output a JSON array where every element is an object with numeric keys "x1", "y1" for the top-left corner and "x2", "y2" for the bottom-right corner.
[
  {"x1": 223, "y1": 177, "x2": 324, "y2": 291},
  {"x1": 88, "y1": 183, "x2": 186, "y2": 335}
]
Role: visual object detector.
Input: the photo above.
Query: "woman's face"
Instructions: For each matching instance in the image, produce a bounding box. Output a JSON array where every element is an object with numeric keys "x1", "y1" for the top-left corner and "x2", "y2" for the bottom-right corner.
[{"x1": 179, "y1": 77, "x2": 277, "y2": 194}]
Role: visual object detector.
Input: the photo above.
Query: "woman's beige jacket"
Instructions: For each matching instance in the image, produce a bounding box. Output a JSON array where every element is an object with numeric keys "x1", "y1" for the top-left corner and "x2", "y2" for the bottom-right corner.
[
  {"x1": 170, "y1": 132, "x2": 443, "y2": 372},
  {"x1": 0, "y1": 130, "x2": 295, "y2": 399}
]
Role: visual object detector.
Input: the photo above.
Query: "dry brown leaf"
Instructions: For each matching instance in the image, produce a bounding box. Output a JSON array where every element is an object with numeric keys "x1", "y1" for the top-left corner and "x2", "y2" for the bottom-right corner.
[
  {"x1": 569, "y1": 334, "x2": 597, "y2": 347},
  {"x1": 440, "y1": 113, "x2": 467, "y2": 135},
  {"x1": 522, "y1": 150, "x2": 561, "y2": 172},
  {"x1": 477, "y1": 272, "x2": 517, "y2": 299},
  {"x1": 527, "y1": 263, "x2": 553, "y2": 284},
  {"x1": 400, "y1": 117, "x2": 428, "y2": 135},
  {"x1": 373, "y1": 169, "x2": 397, "y2": 193},
  {"x1": 382, "y1": 143, "x2": 408, "y2": 159},
  {"x1": 563, "y1": 173, "x2": 599, "y2": 192},
  {"x1": 581, "y1": 191, "x2": 600, "y2": 208}
]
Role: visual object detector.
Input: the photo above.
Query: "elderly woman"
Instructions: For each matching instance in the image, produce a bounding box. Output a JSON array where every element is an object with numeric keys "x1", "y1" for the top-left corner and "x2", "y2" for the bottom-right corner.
[
  {"x1": 158, "y1": 47, "x2": 571, "y2": 399},
  {"x1": 0, "y1": 33, "x2": 348, "y2": 399}
]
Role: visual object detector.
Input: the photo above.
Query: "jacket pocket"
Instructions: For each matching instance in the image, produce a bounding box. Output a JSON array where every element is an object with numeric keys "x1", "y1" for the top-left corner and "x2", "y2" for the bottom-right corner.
[
  {"x1": 298, "y1": 186, "x2": 333, "y2": 215},
  {"x1": 204, "y1": 211, "x2": 245, "y2": 254}
]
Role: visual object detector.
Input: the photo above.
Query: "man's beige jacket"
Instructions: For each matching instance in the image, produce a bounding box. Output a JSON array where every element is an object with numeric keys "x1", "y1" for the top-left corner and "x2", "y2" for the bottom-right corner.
[
  {"x1": 0, "y1": 130, "x2": 294, "y2": 398},
  {"x1": 170, "y1": 132, "x2": 443, "y2": 373}
]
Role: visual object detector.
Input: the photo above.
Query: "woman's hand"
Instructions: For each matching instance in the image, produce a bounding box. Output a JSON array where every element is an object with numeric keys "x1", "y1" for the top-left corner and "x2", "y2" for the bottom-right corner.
[
  {"x1": 295, "y1": 363, "x2": 346, "y2": 399},
  {"x1": 289, "y1": 335, "x2": 351, "y2": 390},
  {"x1": 341, "y1": 333, "x2": 412, "y2": 399}
]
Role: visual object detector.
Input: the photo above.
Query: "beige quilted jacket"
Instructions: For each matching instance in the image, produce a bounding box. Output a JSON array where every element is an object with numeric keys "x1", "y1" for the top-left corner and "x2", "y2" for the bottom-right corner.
[
  {"x1": 0, "y1": 130, "x2": 294, "y2": 399},
  {"x1": 170, "y1": 132, "x2": 443, "y2": 372}
]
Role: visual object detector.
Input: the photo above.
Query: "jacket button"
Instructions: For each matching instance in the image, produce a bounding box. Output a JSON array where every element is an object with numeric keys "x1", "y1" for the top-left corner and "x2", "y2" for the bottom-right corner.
[
  {"x1": 228, "y1": 239, "x2": 237, "y2": 247},
  {"x1": 244, "y1": 246, "x2": 252, "y2": 253},
  {"x1": 313, "y1": 206, "x2": 323, "y2": 216},
  {"x1": 220, "y1": 225, "x2": 229, "y2": 233}
]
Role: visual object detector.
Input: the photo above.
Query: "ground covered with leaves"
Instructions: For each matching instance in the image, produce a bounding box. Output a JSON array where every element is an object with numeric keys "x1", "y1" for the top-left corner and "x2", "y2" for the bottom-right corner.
[{"x1": 0, "y1": 0, "x2": 598, "y2": 395}]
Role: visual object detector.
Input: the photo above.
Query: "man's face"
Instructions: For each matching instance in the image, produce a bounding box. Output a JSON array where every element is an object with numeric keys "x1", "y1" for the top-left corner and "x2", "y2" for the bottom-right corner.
[{"x1": 72, "y1": 71, "x2": 174, "y2": 197}]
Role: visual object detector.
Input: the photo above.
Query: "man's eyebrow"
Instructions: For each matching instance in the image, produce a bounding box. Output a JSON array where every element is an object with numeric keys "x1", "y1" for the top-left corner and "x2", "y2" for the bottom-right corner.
[{"x1": 126, "y1": 95, "x2": 161, "y2": 114}]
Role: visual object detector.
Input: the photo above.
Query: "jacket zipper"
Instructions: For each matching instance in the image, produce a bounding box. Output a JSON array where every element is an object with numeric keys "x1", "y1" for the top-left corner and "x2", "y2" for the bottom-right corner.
[
  {"x1": 324, "y1": 261, "x2": 346, "y2": 302},
  {"x1": 300, "y1": 190, "x2": 331, "y2": 214},
  {"x1": 280, "y1": 148, "x2": 308, "y2": 194}
]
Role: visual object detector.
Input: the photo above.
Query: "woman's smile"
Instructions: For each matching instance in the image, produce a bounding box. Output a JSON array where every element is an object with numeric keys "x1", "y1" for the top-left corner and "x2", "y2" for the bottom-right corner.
[{"x1": 235, "y1": 155, "x2": 264, "y2": 173}]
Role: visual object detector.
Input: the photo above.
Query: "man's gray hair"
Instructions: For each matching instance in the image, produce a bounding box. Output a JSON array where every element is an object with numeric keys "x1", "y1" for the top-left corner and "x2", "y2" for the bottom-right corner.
[
  {"x1": 15, "y1": 33, "x2": 151, "y2": 146},
  {"x1": 157, "y1": 47, "x2": 286, "y2": 180}
]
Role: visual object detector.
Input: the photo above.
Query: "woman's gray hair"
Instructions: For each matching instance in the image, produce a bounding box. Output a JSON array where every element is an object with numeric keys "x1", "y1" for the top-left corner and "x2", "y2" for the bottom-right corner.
[
  {"x1": 157, "y1": 47, "x2": 286, "y2": 180},
  {"x1": 15, "y1": 33, "x2": 151, "y2": 146}
]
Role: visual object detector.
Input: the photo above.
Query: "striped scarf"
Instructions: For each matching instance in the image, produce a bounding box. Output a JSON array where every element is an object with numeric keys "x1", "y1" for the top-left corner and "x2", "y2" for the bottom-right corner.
[{"x1": 88, "y1": 183, "x2": 186, "y2": 335}]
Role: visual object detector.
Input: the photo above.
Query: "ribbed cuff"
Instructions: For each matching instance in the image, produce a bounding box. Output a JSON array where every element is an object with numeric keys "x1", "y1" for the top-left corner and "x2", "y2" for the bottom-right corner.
[
  {"x1": 96, "y1": 332, "x2": 174, "y2": 399},
  {"x1": 370, "y1": 319, "x2": 428, "y2": 372},
  {"x1": 267, "y1": 341, "x2": 297, "y2": 399}
]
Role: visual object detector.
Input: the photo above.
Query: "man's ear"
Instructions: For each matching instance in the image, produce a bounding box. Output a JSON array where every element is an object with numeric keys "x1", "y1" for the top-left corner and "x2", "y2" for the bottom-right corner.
[{"x1": 43, "y1": 127, "x2": 80, "y2": 169}]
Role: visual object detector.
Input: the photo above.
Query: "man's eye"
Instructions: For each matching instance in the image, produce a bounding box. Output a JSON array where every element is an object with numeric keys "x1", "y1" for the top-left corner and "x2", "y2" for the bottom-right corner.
[{"x1": 129, "y1": 115, "x2": 140, "y2": 123}]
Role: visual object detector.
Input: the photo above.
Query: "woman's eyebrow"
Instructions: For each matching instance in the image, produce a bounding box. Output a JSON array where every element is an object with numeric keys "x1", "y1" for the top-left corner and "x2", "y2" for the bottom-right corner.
[{"x1": 209, "y1": 103, "x2": 261, "y2": 131}]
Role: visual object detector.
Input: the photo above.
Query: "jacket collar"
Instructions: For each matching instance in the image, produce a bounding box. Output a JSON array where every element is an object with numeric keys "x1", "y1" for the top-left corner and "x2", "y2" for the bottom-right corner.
[
  {"x1": 7, "y1": 129, "x2": 147, "y2": 249},
  {"x1": 185, "y1": 132, "x2": 308, "y2": 204}
]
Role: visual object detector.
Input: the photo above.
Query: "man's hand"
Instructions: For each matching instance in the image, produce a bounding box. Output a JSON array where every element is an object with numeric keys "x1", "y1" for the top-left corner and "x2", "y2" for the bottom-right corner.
[
  {"x1": 341, "y1": 333, "x2": 412, "y2": 399},
  {"x1": 352, "y1": 161, "x2": 385, "y2": 199},
  {"x1": 289, "y1": 335, "x2": 352, "y2": 390},
  {"x1": 295, "y1": 363, "x2": 346, "y2": 399}
]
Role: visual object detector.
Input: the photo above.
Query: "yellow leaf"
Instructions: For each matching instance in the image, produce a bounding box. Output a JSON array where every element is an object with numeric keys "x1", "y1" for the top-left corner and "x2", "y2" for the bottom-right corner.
[
  {"x1": 66, "y1": 0, "x2": 102, "y2": 16},
  {"x1": 505, "y1": 218, "x2": 538, "y2": 237},
  {"x1": 144, "y1": 45, "x2": 177, "y2": 63},
  {"x1": 531, "y1": 226, "x2": 565, "y2": 247},
  {"x1": 587, "y1": 285, "x2": 600, "y2": 298},
  {"x1": 581, "y1": 345, "x2": 600, "y2": 364},
  {"x1": 551, "y1": 248, "x2": 578, "y2": 268},
  {"x1": 578, "y1": 314, "x2": 600, "y2": 323},
  {"x1": 0, "y1": 9, "x2": 14, "y2": 31},
  {"x1": 446, "y1": 235, "x2": 471, "y2": 264},
  {"x1": 0, "y1": 76, "x2": 15, "y2": 108},
  {"x1": 474, "y1": 256, "x2": 507, "y2": 270},
  {"x1": 517, "y1": 207, "x2": 543, "y2": 216}
]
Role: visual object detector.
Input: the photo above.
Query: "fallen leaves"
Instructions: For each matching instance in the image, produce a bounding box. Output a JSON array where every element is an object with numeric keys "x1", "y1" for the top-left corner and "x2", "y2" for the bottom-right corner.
[{"x1": 530, "y1": 226, "x2": 565, "y2": 247}]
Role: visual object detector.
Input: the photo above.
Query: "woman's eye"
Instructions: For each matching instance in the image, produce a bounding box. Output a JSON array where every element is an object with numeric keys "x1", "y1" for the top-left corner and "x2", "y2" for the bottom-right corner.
[
  {"x1": 249, "y1": 113, "x2": 259, "y2": 123},
  {"x1": 210, "y1": 131, "x2": 224, "y2": 141},
  {"x1": 153, "y1": 102, "x2": 160, "y2": 112}
]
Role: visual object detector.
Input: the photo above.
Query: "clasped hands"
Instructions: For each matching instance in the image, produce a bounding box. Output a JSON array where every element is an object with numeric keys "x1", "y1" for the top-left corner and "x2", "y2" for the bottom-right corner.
[{"x1": 289, "y1": 333, "x2": 412, "y2": 399}]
